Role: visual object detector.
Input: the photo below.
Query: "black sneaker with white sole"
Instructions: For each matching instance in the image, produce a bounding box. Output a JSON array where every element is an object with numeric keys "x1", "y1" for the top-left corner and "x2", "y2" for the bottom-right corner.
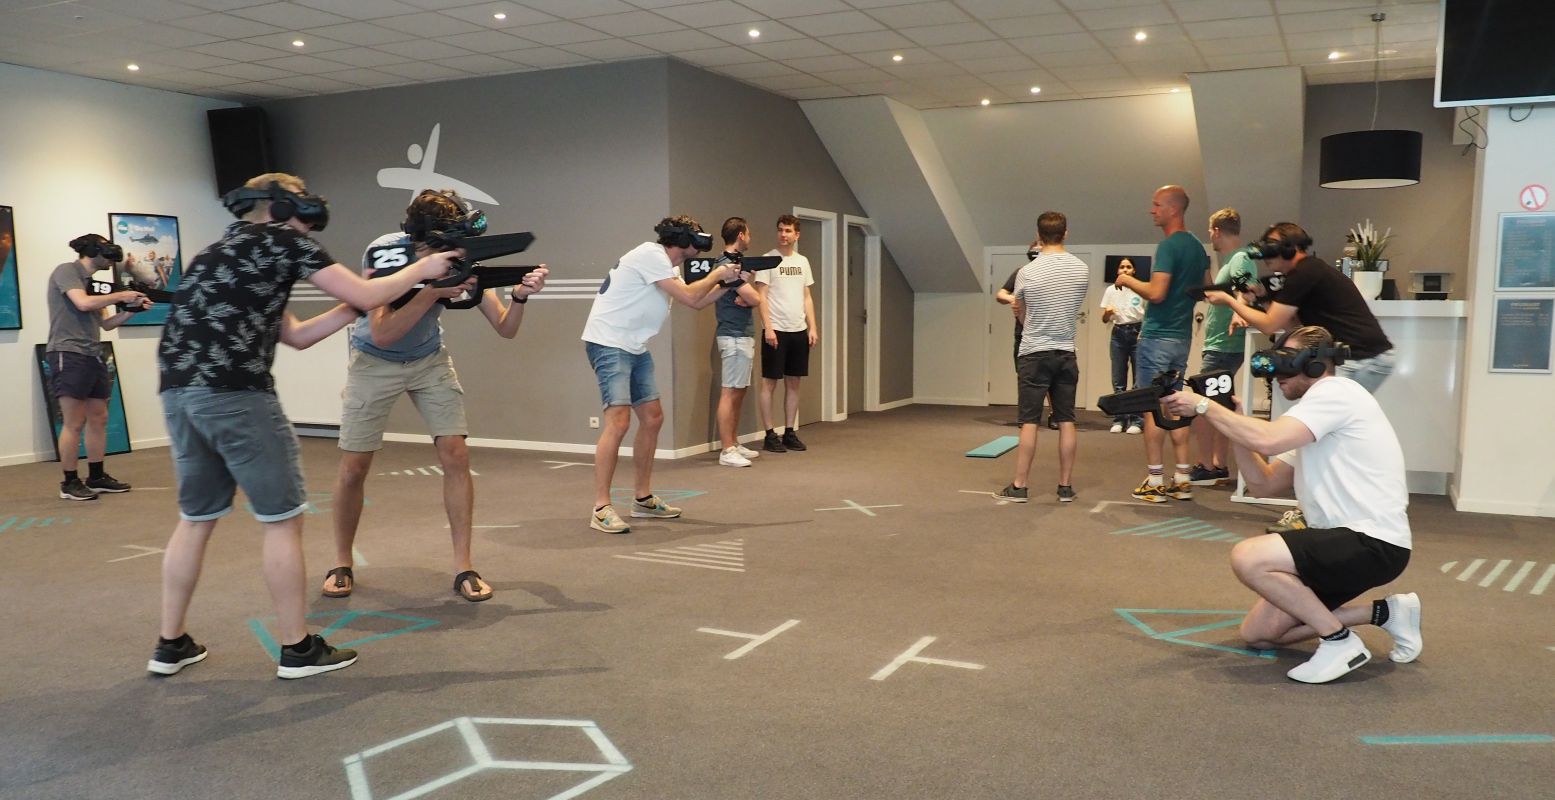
[
  {"x1": 60, "y1": 478, "x2": 99, "y2": 501},
  {"x1": 781, "y1": 431, "x2": 807, "y2": 451},
  {"x1": 277, "y1": 634, "x2": 358, "y2": 680},
  {"x1": 994, "y1": 484, "x2": 1029, "y2": 503},
  {"x1": 86, "y1": 473, "x2": 132, "y2": 493},
  {"x1": 147, "y1": 635, "x2": 208, "y2": 676},
  {"x1": 1056, "y1": 485, "x2": 1076, "y2": 503}
]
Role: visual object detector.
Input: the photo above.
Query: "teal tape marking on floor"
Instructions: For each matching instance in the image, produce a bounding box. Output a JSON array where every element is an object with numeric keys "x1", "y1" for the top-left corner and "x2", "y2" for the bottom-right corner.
[
  {"x1": 1361, "y1": 735, "x2": 1554, "y2": 746},
  {"x1": 1114, "y1": 608, "x2": 1275, "y2": 660},
  {"x1": 1108, "y1": 518, "x2": 1244, "y2": 543},
  {"x1": 965, "y1": 436, "x2": 1019, "y2": 458},
  {"x1": 248, "y1": 610, "x2": 439, "y2": 661}
]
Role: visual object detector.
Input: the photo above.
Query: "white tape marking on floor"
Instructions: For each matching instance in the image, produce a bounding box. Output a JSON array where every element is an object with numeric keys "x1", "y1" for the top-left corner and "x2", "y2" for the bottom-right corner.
[
  {"x1": 1504, "y1": 561, "x2": 1538, "y2": 593},
  {"x1": 613, "y1": 554, "x2": 743, "y2": 572},
  {"x1": 107, "y1": 544, "x2": 165, "y2": 563},
  {"x1": 352, "y1": 545, "x2": 369, "y2": 567},
  {"x1": 1479, "y1": 559, "x2": 1513, "y2": 588},
  {"x1": 870, "y1": 636, "x2": 985, "y2": 681},
  {"x1": 815, "y1": 499, "x2": 902, "y2": 517},
  {"x1": 544, "y1": 460, "x2": 593, "y2": 470},
  {"x1": 696, "y1": 619, "x2": 801, "y2": 660},
  {"x1": 1456, "y1": 558, "x2": 1486, "y2": 582},
  {"x1": 1531, "y1": 564, "x2": 1555, "y2": 596}
]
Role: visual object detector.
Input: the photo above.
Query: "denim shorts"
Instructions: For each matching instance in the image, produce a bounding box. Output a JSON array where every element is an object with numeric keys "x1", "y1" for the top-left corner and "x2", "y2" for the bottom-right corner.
[
  {"x1": 161, "y1": 387, "x2": 307, "y2": 523},
  {"x1": 1135, "y1": 337, "x2": 1190, "y2": 388},
  {"x1": 716, "y1": 336, "x2": 755, "y2": 389},
  {"x1": 1200, "y1": 349, "x2": 1245, "y2": 375},
  {"x1": 586, "y1": 342, "x2": 659, "y2": 407}
]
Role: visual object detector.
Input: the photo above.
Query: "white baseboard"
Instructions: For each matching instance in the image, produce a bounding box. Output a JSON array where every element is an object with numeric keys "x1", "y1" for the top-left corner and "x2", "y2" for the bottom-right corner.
[
  {"x1": 382, "y1": 430, "x2": 768, "y2": 461},
  {"x1": 0, "y1": 436, "x2": 169, "y2": 467},
  {"x1": 874, "y1": 397, "x2": 913, "y2": 411},
  {"x1": 1450, "y1": 495, "x2": 1555, "y2": 518},
  {"x1": 913, "y1": 396, "x2": 985, "y2": 407}
]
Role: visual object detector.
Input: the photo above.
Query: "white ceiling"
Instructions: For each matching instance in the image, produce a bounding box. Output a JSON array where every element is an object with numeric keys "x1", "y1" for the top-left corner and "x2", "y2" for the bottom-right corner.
[{"x1": 0, "y1": 0, "x2": 1440, "y2": 108}]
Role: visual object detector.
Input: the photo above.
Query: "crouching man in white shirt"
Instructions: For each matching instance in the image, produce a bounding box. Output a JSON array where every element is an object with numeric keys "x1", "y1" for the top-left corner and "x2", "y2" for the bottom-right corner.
[{"x1": 1162, "y1": 325, "x2": 1422, "y2": 684}]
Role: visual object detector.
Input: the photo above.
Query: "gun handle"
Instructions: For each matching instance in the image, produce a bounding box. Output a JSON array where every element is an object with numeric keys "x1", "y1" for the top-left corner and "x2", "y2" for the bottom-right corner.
[
  {"x1": 1150, "y1": 407, "x2": 1194, "y2": 431},
  {"x1": 440, "y1": 287, "x2": 485, "y2": 310}
]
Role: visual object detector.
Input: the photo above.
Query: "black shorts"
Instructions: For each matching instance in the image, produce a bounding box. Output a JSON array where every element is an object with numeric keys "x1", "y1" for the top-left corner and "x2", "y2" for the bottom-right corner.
[
  {"x1": 1016, "y1": 350, "x2": 1078, "y2": 425},
  {"x1": 761, "y1": 330, "x2": 810, "y2": 379},
  {"x1": 48, "y1": 350, "x2": 112, "y2": 401},
  {"x1": 1278, "y1": 527, "x2": 1410, "y2": 610}
]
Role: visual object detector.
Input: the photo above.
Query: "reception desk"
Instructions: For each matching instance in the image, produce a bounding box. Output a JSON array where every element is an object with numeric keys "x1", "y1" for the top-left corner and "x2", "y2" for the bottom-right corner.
[{"x1": 1367, "y1": 300, "x2": 1467, "y2": 495}]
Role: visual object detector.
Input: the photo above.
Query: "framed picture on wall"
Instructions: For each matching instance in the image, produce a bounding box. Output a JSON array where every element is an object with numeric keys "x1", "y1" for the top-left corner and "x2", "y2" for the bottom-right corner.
[
  {"x1": 0, "y1": 205, "x2": 20, "y2": 330},
  {"x1": 107, "y1": 212, "x2": 182, "y2": 326},
  {"x1": 35, "y1": 343, "x2": 133, "y2": 460}
]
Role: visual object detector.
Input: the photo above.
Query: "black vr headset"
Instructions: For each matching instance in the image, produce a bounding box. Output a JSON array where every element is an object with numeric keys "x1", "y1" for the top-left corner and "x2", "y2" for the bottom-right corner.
[
  {"x1": 1249, "y1": 332, "x2": 1351, "y2": 379},
  {"x1": 221, "y1": 181, "x2": 331, "y2": 231},
  {"x1": 69, "y1": 234, "x2": 123, "y2": 262},
  {"x1": 655, "y1": 221, "x2": 713, "y2": 253},
  {"x1": 1245, "y1": 226, "x2": 1312, "y2": 262},
  {"x1": 403, "y1": 190, "x2": 488, "y2": 243}
]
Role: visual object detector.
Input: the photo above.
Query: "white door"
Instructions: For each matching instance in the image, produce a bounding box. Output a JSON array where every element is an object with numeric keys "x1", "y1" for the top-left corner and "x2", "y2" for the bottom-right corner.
[{"x1": 986, "y1": 247, "x2": 1097, "y2": 409}]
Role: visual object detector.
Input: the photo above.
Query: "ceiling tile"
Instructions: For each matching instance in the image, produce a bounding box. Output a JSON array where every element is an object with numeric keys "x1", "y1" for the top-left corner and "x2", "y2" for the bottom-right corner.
[
  {"x1": 258, "y1": 53, "x2": 352, "y2": 72},
  {"x1": 69, "y1": 0, "x2": 209, "y2": 22},
  {"x1": 747, "y1": 72, "x2": 833, "y2": 90},
  {"x1": 561, "y1": 38, "x2": 659, "y2": 58},
  {"x1": 778, "y1": 53, "x2": 868, "y2": 73},
  {"x1": 816, "y1": 30, "x2": 913, "y2": 51},
  {"x1": 748, "y1": 38, "x2": 838, "y2": 59},
  {"x1": 1074, "y1": 4, "x2": 1176, "y2": 29},
  {"x1": 978, "y1": 67, "x2": 1055, "y2": 85},
  {"x1": 580, "y1": 10, "x2": 685, "y2": 36},
  {"x1": 1168, "y1": 0, "x2": 1272, "y2": 21},
  {"x1": 190, "y1": 39, "x2": 296, "y2": 61},
  {"x1": 781, "y1": 85, "x2": 853, "y2": 99},
  {"x1": 912, "y1": 73, "x2": 993, "y2": 91},
  {"x1": 1114, "y1": 42, "x2": 1202, "y2": 62},
  {"x1": 438, "y1": 29, "x2": 537, "y2": 52},
  {"x1": 955, "y1": 0, "x2": 1064, "y2": 19},
  {"x1": 1052, "y1": 62, "x2": 1133, "y2": 80},
  {"x1": 671, "y1": 45, "x2": 765, "y2": 66},
  {"x1": 172, "y1": 11, "x2": 285, "y2": 38},
  {"x1": 497, "y1": 46, "x2": 597, "y2": 67},
  {"x1": 785, "y1": 10, "x2": 882, "y2": 36},
  {"x1": 14, "y1": 2, "x2": 122, "y2": 34},
  {"x1": 1035, "y1": 48, "x2": 1120, "y2": 67},
  {"x1": 373, "y1": 12, "x2": 486, "y2": 36},
  {"x1": 928, "y1": 39, "x2": 1018, "y2": 61},
  {"x1": 956, "y1": 54, "x2": 1042, "y2": 74},
  {"x1": 383, "y1": 38, "x2": 471, "y2": 59},
  {"x1": 207, "y1": 61, "x2": 297, "y2": 81},
  {"x1": 247, "y1": 32, "x2": 352, "y2": 53},
  {"x1": 1059, "y1": 0, "x2": 1165, "y2": 9},
  {"x1": 268, "y1": 73, "x2": 361, "y2": 92},
  {"x1": 988, "y1": 13, "x2": 1084, "y2": 38},
  {"x1": 1185, "y1": 15, "x2": 1279, "y2": 40},
  {"x1": 1206, "y1": 33, "x2": 1285, "y2": 54},
  {"x1": 517, "y1": 0, "x2": 636, "y2": 18},
  {"x1": 375, "y1": 60, "x2": 471, "y2": 79},
  {"x1": 228, "y1": 2, "x2": 353, "y2": 28},
  {"x1": 154, "y1": 69, "x2": 247, "y2": 88},
  {"x1": 145, "y1": 49, "x2": 238, "y2": 69},
  {"x1": 629, "y1": 28, "x2": 728, "y2": 51},
  {"x1": 655, "y1": 0, "x2": 764, "y2": 26},
  {"x1": 1277, "y1": 10, "x2": 1369, "y2": 34},
  {"x1": 1010, "y1": 33, "x2": 1107, "y2": 56},
  {"x1": 900, "y1": 22, "x2": 999, "y2": 47},
  {"x1": 320, "y1": 67, "x2": 412, "y2": 86},
  {"x1": 114, "y1": 23, "x2": 223, "y2": 48},
  {"x1": 1274, "y1": 0, "x2": 1375, "y2": 12},
  {"x1": 441, "y1": 3, "x2": 557, "y2": 26},
  {"x1": 809, "y1": 65, "x2": 894, "y2": 83},
  {"x1": 507, "y1": 19, "x2": 615, "y2": 44},
  {"x1": 705, "y1": 20, "x2": 803, "y2": 45},
  {"x1": 884, "y1": 60, "x2": 969, "y2": 78},
  {"x1": 1203, "y1": 51, "x2": 1289, "y2": 70},
  {"x1": 217, "y1": 81, "x2": 301, "y2": 99},
  {"x1": 739, "y1": 0, "x2": 852, "y2": 14},
  {"x1": 319, "y1": 46, "x2": 416, "y2": 67},
  {"x1": 303, "y1": 21, "x2": 422, "y2": 45},
  {"x1": 714, "y1": 60, "x2": 803, "y2": 79},
  {"x1": 179, "y1": 0, "x2": 283, "y2": 10},
  {"x1": 864, "y1": 1, "x2": 971, "y2": 28},
  {"x1": 293, "y1": 0, "x2": 422, "y2": 18},
  {"x1": 434, "y1": 52, "x2": 526, "y2": 72}
]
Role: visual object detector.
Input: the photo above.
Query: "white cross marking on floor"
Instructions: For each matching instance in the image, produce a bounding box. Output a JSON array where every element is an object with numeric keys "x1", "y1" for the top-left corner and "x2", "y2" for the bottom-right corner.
[
  {"x1": 352, "y1": 545, "x2": 369, "y2": 566},
  {"x1": 544, "y1": 460, "x2": 593, "y2": 470},
  {"x1": 696, "y1": 619, "x2": 800, "y2": 660},
  {"x1": 959, "y1": 489, "x2": 1012, "y2": 506},
  {"x1": 107, "y1": 544, "x2": 165, "y2": 563},
  {"x1": 815, "y1": 499, "x2": 902, "y2": 517},
  {"x1": 870, "y1": 636, "x2": 985, "y2": 681}
]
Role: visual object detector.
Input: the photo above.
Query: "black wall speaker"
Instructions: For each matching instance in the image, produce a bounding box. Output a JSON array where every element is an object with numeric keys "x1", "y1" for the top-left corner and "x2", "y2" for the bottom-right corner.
[{"x1": 207, "y1": 107, "x2": 273, "y2": 199}]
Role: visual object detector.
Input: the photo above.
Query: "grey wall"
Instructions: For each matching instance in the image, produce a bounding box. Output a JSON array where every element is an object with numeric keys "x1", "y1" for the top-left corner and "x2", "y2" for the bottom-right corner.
[
  {"x1": 1189, "y1": 68, "x2": 1306, "y2": 238},
  {"x1": 262, "y1": 60, "x2": 671, "y2": 449},
  {"x1": 1300, "y1": 79, "x2": 1476, "y2": 298},
  {"x1": 878, "y1": 244, "x2": 913, "y2": 404},
  {"x1": 664, "y1": 60, "x2": 875, "y2": 450},
  {"x1": 921, "y1": 93, "x2": 1207, "y2": 247}
]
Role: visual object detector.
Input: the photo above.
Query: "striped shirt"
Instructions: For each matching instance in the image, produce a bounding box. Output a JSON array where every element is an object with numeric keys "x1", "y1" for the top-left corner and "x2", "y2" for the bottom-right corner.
[{"x1": 1015, "y1": 251, "x2": 1090, "y2": 356}]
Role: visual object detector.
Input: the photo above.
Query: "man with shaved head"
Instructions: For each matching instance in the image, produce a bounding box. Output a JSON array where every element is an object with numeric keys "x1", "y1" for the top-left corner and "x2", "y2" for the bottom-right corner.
[{"x1": 1115, "y1": 185, "x2": 1210, "y2": 503}]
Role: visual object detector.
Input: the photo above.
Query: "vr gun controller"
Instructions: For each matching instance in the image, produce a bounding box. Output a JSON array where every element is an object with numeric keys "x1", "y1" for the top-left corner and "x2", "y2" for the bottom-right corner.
[
  {"x1": 366, "y1": 231, "x2": 538, "y2": 310},
  {"x1": 88, "y1": 273, "x2": 171, "y2": 313},
  {"x1": 682, "y1": 254, "x2": 781, "y2": 285},
  {"x1": 1186, "y1": 272, "x2": 1287, "y2": 306},
  {"x1": 1096, "y1": 369, "x2": 1239, "y2": 430}
]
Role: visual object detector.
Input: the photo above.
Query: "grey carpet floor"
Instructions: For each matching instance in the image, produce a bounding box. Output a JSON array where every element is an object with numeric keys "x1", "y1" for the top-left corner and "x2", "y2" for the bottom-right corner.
[{"x1": 1, "y1": 405, "x2": 1551, "y2": 799}]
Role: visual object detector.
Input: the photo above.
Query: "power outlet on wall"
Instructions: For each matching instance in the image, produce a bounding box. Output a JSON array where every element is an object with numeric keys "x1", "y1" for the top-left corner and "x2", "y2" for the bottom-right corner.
[{"x1": 589, "y1": 417, "x2": 600, "y2": 429}]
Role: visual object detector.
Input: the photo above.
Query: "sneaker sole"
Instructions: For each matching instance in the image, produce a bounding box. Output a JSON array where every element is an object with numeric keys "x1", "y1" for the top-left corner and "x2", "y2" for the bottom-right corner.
[
  {"x1": 1057, "y1": 496, "x2": 1076, "y2": 503},
  {"x1": 1132, "y1": 494, "x2": 1169, "y2": 504},
  {"x1": 630, "y1": 510, "x2": 682, "y2": 519},
  {"x1": 1288, "y1": 648, "x2": 1370, "y2": 684},
  {"x1": 88, "y1": 486, "x2": 131, "y2": 493},
  {"x1": 996, "y1": 495, "x2": 1028, "y2": 503},
  {"x1": 60, "y1": 492, "x2": 99, "y2": 501},
  {"x1": 590, "y1": 520, "x2": 631, "y2": 534},
  {"x1": 1168, "y1": 493, "x2": 1194, "y2": 501},
  {"x1": 719, "y1": 460, "x2": 752, "y2": 468},
  {"x1": 146, "y1": 650, "x2": 208, "y2": 676},
  {"x1": 277, "y1": 654, "x2": 358, "y2": 680}
]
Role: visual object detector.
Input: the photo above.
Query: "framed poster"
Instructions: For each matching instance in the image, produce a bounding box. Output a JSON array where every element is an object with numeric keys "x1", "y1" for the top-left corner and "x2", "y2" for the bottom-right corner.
[
  {"x1": 1496, "y1": 213, "x2": 1555, "y2": 291},
  {"x1": 107, "y1": 212, "x2": 182, "y2": 326},
  {"x1": 1490, "y1": 296, "x2": 1554, "y2": 374},
  {"x1": 35, "y1": 343, "x2": 132, "y2": 459},
  {"x1": 0, "y1": 205, "x2": 19, "y2": 330}
]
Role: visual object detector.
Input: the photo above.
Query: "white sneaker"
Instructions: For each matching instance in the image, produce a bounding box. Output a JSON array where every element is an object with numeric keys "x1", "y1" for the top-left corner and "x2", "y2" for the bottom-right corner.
[
  {"x1": 735, "y1": 444, "x2": 759, "y2": 459},
  {"x1": 1380, "y1": 592, "x2": 1422, "y2": 663},
  {"x1": 719, "y1": 447, "x2": 752, "y2": 467},
  {"x1": 1109, "y1": 422, "x2": 1124, "y2": 433},
  {"x1": 1125, "y1": 424, "x2": 1143, "y2": 435},
  {"x1": 1287, "y1": 631, "x2": 1371, "y2": 684}
]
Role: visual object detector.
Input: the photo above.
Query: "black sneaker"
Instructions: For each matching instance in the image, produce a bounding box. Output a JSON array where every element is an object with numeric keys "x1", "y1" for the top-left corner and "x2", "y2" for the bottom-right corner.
[
  {"x1": 1056, "y1": 485, "x2": 1077, "y2": 503},
  {"x1": 994, "y1": 484, "x2": 1028, "y2": 503},
  {"x1": 1187, "y1": 464, "x2": 1227, "y2": 486},
  {"x1": 781, "y1": 431, "x2": 807, "y2": 451},
  {"x1": 147, "y1": 635, "x2": 208, "y2": 676},
  {"x1": 86, "y1": 473, "x2": 132, "y2": 493},
  {"x1": 60, "y1": 478, "x2": 99, "y2": 501},
  {"x1": 277, "y1": 634, "x2": 358, "y2": 680},
  {"x1": 763, "y1": 431, "x2": 787, "y2": 453}
]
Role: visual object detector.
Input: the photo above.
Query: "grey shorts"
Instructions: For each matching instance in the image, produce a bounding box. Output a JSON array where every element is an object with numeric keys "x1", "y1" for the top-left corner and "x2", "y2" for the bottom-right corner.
[
  {"x1": 162, "y1": 387, "x2": 307, "y2": 523},
  {"x1": 717, "y1": 336, "x2": 755, "y2": 389},
  {"x1": 339, "y1": 347, "x2": 467, "y2": 452}
]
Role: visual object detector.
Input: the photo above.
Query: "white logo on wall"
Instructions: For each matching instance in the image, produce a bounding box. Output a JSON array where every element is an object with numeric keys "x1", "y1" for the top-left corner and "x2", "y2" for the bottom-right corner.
[{"x1": 376, "y1": 123, "x2": 499, "y2": 205}]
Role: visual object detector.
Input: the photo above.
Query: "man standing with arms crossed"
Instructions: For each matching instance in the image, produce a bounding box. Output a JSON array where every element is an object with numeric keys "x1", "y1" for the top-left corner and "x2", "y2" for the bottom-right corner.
[
  {"x1": 712, "y1": 217, "x2": 765, "y2": 467},
  {"x1": 755, "y1": 214, "x2": 817, "y2": 453},
  {"x1": 1115, "y1": 185, "x2": 1209, "y2": 503},
  {"x1": 994, "y1": 212, "x2": 1089, "y2": 504},
  {"x1": 1189, "y1": 208, "x2": 1257, "y2": 486}
]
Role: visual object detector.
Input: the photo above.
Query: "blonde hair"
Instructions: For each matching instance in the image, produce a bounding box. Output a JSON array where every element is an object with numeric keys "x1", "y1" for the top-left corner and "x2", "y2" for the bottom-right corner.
[{"x1": 1209, "y1": 207, "x2": 1241, "y2": 236}]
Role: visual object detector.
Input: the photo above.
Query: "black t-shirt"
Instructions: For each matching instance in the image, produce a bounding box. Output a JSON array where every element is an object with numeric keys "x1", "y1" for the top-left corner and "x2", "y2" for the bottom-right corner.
[
  {"x1": 1273, "y1": 256, "x2": 1392, "y2": 358},
  {"x1": 158, "y1": 221, "x2": 333, "y2": 393},
  {"x1": 1003, "y1": 268, "x2": 1023, "y2": 339}
]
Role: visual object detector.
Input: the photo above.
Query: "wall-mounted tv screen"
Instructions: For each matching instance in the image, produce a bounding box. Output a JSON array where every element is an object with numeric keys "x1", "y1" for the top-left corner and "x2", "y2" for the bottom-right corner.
[{"x1": 1436, "y1": 0, "x2": 1555, "y2": 107}]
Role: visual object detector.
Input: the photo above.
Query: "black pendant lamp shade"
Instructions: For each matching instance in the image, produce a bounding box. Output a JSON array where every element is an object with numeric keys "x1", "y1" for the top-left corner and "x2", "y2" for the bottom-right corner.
[{"x1": 1319, "y1": 129, "x2": 1422, "y2": 189}]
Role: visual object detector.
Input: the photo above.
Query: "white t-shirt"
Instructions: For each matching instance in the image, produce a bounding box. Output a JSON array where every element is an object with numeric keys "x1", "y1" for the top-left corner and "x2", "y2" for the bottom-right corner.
[
  {"x1": 1274, "y1": 376, "x2": 1411, "y2": 550},
  {"x1": 1099, "y1": 285, "x2": 1145, "y2": 325},
  {"x1": 580, "y1": 241, "x2": 677, "y2": 354},
  {"x1": 754, "y1": 249, "x2": 813, "y2": 332}
]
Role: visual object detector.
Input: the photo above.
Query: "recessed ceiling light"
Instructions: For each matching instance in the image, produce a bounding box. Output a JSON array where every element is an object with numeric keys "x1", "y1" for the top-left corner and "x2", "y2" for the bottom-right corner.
[
  {"x1": 748, "y1": 28, "x2": 760, "y2": 39},
  {"x1": 1170, "y1": 87, "x2": 1181, "y2": 93},
  {"x1": 1328, "y1": 51, "x2": 1341, "y2": 60},
  {"x1": 493, "y1": 12, "x2": 506, "y2": 20},
  {"x1": 292, "y1": 39, "x2": 304, "y2": 47},
  {"x1": 980, "y1": 98, "x2": 991, "y2": 106},
  {"x1": 1029, "y1": 86, "x2": 1041, "y2": 94},
  {"x1": 891, "y1": 54, "x2": 903, "y2": 62},
  {"x1": 126, "y1": 63, "x2": 140, "y2": 71},
  {"x1": 1134, "y1": 31, "x2": 1147, "y2": 42}
]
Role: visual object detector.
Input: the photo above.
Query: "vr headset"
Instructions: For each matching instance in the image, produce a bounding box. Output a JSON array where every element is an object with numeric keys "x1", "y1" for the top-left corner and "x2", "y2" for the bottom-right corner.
[
  {"x1": 403, "y1": 191, "x2": 488, "y2": 243},
  {"x1": 221, "y1": 181, "x2": 331, "y2": 231},
  {"x1": 655, "y1": 221, "x2": 713, "y2": 253},
  {"x1": 69, "y1": 235, "x2": 123, "y2": 263},
  {"x1": 1248, "y1": 334, "x2": 1350, "y2": 379}
]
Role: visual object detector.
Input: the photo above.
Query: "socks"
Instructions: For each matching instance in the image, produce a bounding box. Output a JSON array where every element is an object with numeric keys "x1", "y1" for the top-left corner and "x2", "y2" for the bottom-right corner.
[
  {"x1": 158, "y1": 633, "x2": 191, "y2": 647},
  {"x1": 1371, "y1": 599, "x2": 1390, "y2": 626},
  {"x1": 283, "y1": 635, "x2": 313, "y2": 652},
  {"x1": 1174, "y1": 463, "x2": 1191, "y2": 483},
  {"x1": 1147, "y1": 465, "x2": 1164, "y2": 487},
  {"x1": 63, "y1": 469, "x2": 78, "y2": 484},
  {"x1": 88, "y1": 461, "x2": 105, "y2": 479},
  {"x1": 1320, "y1": 628, "x2": 1351, "y2": 642}
]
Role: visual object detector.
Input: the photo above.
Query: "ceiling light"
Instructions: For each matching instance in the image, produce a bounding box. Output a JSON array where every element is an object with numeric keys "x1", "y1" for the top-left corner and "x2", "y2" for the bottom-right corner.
[
  {"x1": 1328, "y1": 51, "x2": 1341, "y2": 60},
  {"x1": 1029, "y1": 86, "x2": 1040, "y2": 94},
  {"x1": 126, "y1": 63, "x2": 139, "y2": 71},
  {"x1": 1134, "y1": 31, "x2": 1147, "y2": 42},
  {"x1": 892, "y1": 54, "x2": 903, "y2": 62},
  {"x1": 980, "y1": 98, "x2": 990, "y2": 106},
  {"x1": 493, "y1": 12, "x2": 506, "y2": 20},
  {"x1": 1170, "y1": 87, "x2": 1181, "y2": 93},
  {"x1": 1318, "y1": 13, "x2": 1422, "y2": 189},
  {"x1": 748, "y1": 28, "x2": 760, "y2": 39},
  {"x1": 292, "y1": 39, "x2": 304, "y2": 47}
]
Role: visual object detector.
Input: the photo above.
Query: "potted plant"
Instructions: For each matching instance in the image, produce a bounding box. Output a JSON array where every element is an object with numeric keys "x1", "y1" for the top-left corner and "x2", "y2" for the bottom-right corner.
[{"x1": 1348, "y1": 219, "x2": 1390, "y2": 300}]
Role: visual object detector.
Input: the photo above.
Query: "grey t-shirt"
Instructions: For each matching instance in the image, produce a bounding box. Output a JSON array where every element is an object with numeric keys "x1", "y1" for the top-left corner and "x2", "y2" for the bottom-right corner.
[{"x1": 47, "y1": 261, "x2": 101, "y2": 356}]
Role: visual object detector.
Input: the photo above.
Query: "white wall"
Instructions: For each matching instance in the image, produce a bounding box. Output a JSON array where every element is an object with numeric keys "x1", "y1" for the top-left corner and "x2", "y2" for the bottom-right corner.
[
  {"x1": 0, "y1": 63, "x2": 235, "y2": 465},
  {"x1": 1454, "y1": 105, "x2": 1555, "y2": 517}
]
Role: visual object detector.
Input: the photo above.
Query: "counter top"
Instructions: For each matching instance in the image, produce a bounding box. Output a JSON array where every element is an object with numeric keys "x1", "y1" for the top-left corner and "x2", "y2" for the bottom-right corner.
[{"x1": 1367, "y1": 299, "x2": 1467, "y2": 318}]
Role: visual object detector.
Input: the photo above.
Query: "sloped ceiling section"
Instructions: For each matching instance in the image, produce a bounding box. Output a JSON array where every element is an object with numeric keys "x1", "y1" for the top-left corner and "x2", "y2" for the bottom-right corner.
[{"x1": 802, "y1": 96, "x2": 983, "y2": 293}]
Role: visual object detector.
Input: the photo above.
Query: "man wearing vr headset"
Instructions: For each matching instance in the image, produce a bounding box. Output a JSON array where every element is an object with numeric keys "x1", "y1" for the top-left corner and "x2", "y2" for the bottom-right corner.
[
  {"x1": 582, "y1": 214, "x2": 742, "y2": 534},
  {"x1": 322, "y1": 189, "x2": 548, "y2": 603},
  {"x1": 150, "y1": 173, "x2": 461, "y2": 680},
  {"x1": 47, "y1": 234, "x2": 152, "y2": 501},
  {"x1": 1205, "y1": 221, "x2": 1394, "y2": 533},
  {"x1": 1162, "y1": 325, "x2": 1420, "y2": 684}
]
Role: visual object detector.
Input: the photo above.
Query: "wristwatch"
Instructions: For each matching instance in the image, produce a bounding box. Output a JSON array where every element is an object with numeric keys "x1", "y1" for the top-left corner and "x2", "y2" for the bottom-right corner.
[{"x1": 1194, "y1": 397, "x2": 1211, "y2": 415}]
